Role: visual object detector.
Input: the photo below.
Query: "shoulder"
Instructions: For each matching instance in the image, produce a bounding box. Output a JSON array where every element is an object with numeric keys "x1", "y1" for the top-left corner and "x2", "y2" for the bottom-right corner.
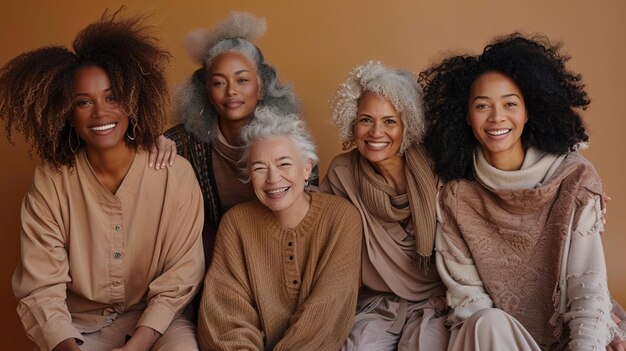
[
  {"x1": 221, "y1": 199, "x2": 267, "y2": 224},
  {"x1": 312, "y1": 192, "x2": 361, "y2": 225},
  {"x1": 558, "y1": 152, "x2": 603, "y2": 194},
  {"x1": 327, "y1": 150, "x2": 356, "y2": 171}
]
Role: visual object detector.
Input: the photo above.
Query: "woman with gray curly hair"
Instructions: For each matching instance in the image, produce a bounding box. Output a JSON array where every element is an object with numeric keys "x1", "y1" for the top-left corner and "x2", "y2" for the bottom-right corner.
[
  {"x1": 198, "y1": 107, "x2": 362, "y2": 350},
  {"x1": 156, "y1": 12, "x2": 301, "y2": 271},
  {"x1": 320, "y1": 61, "x2": 449, "y2": 350}
]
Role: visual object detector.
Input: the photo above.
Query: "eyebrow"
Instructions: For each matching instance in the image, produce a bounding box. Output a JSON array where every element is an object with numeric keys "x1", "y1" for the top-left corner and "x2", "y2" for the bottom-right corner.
[
  {"x1": 357, "y1": 113, "x2": 397, "y2": 119},
  {"x1": 471, "y1": 93, "x2": 521, "y2": 102},
  {"x1": 211, "y1": 69, "x2": 250, "y2": 77},
  {"x1": 73, "y1": 87, "x2": 112, "y2": 99}
]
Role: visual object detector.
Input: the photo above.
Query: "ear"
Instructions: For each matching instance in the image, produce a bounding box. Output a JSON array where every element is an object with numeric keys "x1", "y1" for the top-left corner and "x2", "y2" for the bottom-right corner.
[
  {"x1": 303, "y1": 159, "x2": 313, "y2": 180},
  {"x1": 257, "y1": 78, "x2": 264, "y2": 101}
]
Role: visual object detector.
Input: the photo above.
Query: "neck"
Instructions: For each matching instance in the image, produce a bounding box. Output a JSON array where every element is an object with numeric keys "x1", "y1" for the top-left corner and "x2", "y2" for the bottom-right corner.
[
  {"x1": 371, "y1": 155, "x2": 407, "y2": 194},
  {"x1": 86, "y1": 145, "x2": 136, "y2": 194},
  {"x1": 218, "y1": 116, "x2": 251, "y2": 146},
  {"x1": 274, "y1": 191, "x2": 312, "y2": 229},
  {"x1": 482, "y1": 144, "x2": 527, "y2": 171}
]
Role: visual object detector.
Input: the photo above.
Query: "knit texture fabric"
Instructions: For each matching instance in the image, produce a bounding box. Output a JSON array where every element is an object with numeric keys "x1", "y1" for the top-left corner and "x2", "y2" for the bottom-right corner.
[{"x1": 198, "y1": 192, "x2": 362, "y2": 351}]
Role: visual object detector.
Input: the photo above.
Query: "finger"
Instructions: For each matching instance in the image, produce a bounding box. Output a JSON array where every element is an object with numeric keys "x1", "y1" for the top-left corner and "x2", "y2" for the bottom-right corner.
[
  {"x1": 168, "y1": 140, "x2": 177, "y2": 166},
  {"x1": 148, "y1": 145, "x2": 158, "y2": 168}
]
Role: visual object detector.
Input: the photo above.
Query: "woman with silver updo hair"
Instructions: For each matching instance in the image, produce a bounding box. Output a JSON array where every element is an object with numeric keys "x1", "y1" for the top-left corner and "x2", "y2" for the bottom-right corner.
[
  {"x1": 321, "y1": 61, "x2": 449, "y2": 351},
  {"x1": 156, "y1": 12, "x2": 302, "y2": 270}
]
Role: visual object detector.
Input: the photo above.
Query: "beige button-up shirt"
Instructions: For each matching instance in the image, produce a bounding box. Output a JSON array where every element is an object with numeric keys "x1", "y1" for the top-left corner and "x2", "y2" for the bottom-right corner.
[{"x1": 12, "y1": 151, "x2": 204, "y2": 351}]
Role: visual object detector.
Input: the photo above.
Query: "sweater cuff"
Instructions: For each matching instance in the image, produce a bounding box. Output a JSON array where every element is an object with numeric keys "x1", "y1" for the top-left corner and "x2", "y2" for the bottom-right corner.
[{"x1": 137, "y1": 302, "x2": 177, "y2": 335}]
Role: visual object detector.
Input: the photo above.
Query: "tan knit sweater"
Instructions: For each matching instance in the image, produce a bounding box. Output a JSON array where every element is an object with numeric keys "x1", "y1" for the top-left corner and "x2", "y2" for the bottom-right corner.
[{"x1": 198, "y1": 191, "x2": 362, "y2": 351}]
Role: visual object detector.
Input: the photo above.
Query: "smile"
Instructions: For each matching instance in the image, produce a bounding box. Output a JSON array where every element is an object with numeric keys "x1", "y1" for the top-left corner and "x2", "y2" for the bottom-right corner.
[
  {"x1": 90, "y1": 123, "x2": 116, "y2": 131},
  {"x1": 485, "y1": 129, "x2": 511, "y2": 136},
  {"x1": 365, "y1": 141, "x2": 390, "y2": 149},
  {"x1": 266, "y1": 187, "x2": 290, "y2": 195},
  {"x1": 223, "y1": 100, "x2": 244, "y2": 108}
]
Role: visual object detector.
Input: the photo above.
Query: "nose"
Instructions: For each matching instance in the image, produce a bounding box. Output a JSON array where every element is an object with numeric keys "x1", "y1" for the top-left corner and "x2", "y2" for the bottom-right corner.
[
  {"x1": 91, "y1": 101, "x2": 107, "y2": 119},
  {"x1": 488, "y1": 105, "x2": 506, "y2": 122},
  {"x1": 226, "y1": 82, "x2": 237, "y2": 96},
  {"x1": 369, "y1": 122, "x2": 384, "y2": 137},
  {"x1": 266, "y1": 166, "x2": 281, "y2": 183}
]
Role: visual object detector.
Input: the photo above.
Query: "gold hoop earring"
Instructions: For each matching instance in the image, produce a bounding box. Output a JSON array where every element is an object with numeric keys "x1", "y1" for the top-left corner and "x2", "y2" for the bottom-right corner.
[
  {"x1": 69, "y1": 127, "x2": 80, "y2": 153},
  {"x1": 126, "y1": 115, "x2": 137, "y2": 141}
]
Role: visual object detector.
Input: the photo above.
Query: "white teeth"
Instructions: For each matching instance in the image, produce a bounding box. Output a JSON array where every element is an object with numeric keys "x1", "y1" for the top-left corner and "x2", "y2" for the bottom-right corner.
[
  {"x1": 367, "y1": 141, "x2": 389, "y2": 148},
  {"x1": 267, "y1": 187, "x2": 289, "y2": 195},
  {"x1": 486, "y1": 129, "x2": 510, "y2": 136},
  {"x1": 90, "y1": 123, "x2": 116, "y2": 131}
]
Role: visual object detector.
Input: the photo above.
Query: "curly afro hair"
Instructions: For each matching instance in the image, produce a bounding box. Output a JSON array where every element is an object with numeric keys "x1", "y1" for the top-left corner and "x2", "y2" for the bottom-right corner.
[
  {"x1": 0, "y1": 8, "x2": 171, "y2": 168},
  {"x1": 419, "y1": 33, "x2": 590, "y2": 181}
]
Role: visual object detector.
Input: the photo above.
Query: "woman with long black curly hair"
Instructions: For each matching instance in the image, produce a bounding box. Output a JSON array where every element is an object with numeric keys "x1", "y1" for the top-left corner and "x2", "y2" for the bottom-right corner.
[
  {"x1": 1, "y1": 10, "x2": 204, "y2": 351},
  {"x1": 420, "y1": 34, "x2": 626, "y2": 350}
]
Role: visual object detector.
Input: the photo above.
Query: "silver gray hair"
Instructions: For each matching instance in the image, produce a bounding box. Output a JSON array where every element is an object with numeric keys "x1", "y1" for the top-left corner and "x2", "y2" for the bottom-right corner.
[
  {"x1": 330, "y1": 61, "x2": 426, "y2": 153},
  {"x1": 177, "y1": 12, "x2": 299, "y2": 142},
  {"x1": 239, "y1": 107, "x2": 318, "y2": 183}
]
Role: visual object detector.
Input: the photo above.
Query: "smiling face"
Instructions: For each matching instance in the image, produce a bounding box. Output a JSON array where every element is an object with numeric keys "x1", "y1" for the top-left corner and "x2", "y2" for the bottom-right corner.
[
  {"x1": 71, "y1": 65, "x2": 129, "y2": 156},
  {"x1": 353, "y1": 93, "x2": 404, "y2": 167},
  {"x1": 208, "y1": 51, "x2": 261, "y2": 130},
  {"x1": 468, "y1": 71, "x2": 528, "y2": 170},
  {"x1": 249, "y1": 135, "x2": 313, "y2": 223}
]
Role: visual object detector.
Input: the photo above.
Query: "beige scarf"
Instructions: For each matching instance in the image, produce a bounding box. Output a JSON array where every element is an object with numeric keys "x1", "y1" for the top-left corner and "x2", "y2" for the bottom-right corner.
[{"x1": 353, "y1": 145, "x2": 437, "y2": 272}]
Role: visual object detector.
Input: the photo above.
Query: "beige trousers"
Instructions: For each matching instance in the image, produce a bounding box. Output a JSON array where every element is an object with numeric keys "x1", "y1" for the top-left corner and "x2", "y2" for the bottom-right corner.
[
  {"x1": 342, "y1": 293, "x2": 449, "y2": 351},
  {"x1": 73, "y1": 311, "x2": 198, "y2": 351},
  {"x1": 448, "y1": 308, "x2": 540, "y2": 351}
]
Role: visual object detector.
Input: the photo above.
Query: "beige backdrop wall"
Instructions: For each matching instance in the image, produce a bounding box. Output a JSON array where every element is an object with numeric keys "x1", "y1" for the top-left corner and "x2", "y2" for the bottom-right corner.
[{"x1": 1, "y1": 0, "x2": 624, "y2": 348}]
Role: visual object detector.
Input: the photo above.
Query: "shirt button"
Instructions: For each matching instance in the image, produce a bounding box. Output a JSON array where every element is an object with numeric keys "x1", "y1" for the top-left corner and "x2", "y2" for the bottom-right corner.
[
  {"x1": 113, "y1": 224, "x2": 122, "y2": 231},
  {"x1": 292, "y1": 280, "x2": 298, "y2": 285},
  {"x1": 112, "y1": 281, "x2": 121, "y2": 286},
  {"x1": 287, "y1": 241, "x2": 293, "y2": 247},
  {"x1": 113, "y1": 252, "x2": 122, "y2": 259}
]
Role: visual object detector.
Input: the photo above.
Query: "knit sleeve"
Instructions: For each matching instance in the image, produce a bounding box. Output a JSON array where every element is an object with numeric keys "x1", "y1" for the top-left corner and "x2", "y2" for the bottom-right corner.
[
  {"x1": 272, "y1": 200, "x2": 362, "y2": 351},
  {"x1": 435, "y1": 185, "x2": 494, "y2": 328},
  {"x1": 319, "y1": 153, "x2": 351, "y2": 199},
  {"x1": 564, "y1": 194, "x2": 623, "y2": 350},
  {"x1": 12, "y1": 166, "x2": 84, "y2": 350},
  {"x1": 198, "y1": 210, "x2": 263, "y2": 351}
]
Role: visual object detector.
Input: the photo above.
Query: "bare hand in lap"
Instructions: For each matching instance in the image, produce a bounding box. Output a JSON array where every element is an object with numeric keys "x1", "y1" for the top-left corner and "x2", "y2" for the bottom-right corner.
[
  {"x1": 149, "y1": 135, "x2": 177, "y2": 169},
  {"x1": 52, "y1": 338, "x2": 81, "y2": 351},
  {"x1": 111, "y1": 326, "x2": 160, "y2": 351}
]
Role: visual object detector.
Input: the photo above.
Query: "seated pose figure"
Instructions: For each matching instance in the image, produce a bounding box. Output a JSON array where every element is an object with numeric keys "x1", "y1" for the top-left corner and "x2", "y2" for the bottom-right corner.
[
  {"x1": 198, "y1": 108, "x2": 362, "y2": 350},
  {"x1": 1, "y1": 11, "x2": 204, "y2": 351},
  {"x1": 162, "y1": 12, "x2": 301, "y2": 270},
  {"x1": 420, "y1": 33, "x2": 626, "y2": 350},
  {"x1": 321, "y1": 61, "x2": 449, "y2": 351}
]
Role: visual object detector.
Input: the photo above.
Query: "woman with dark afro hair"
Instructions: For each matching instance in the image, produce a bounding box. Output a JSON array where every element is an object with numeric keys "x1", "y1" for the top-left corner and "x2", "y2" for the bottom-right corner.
[
  {"x1": 1, "y1": 10, "x2": 204, "y2": 351},
  {"x1": 420, "y1": 33, "x2": 626, "y2": 350}
]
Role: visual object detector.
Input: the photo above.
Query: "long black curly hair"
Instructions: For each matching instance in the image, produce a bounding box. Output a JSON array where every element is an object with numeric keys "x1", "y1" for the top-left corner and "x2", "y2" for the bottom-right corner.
[
  {"x1": 419, "y1": 33, "x2": 590, "y2": 181},
  {"x1": 0, "y1": 8, "x2": 171, "y2": 168}
]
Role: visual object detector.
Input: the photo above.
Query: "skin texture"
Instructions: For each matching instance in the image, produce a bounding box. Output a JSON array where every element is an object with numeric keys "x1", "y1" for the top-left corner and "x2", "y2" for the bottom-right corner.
[
  {"x1": 208, "y1": 51, "x2": 262, "y2": 145},
  {"x1": 71, "y1": 66, "x2": 134, "y2": 194},
  {"x1": 353, "y1": 93, "x2": 407, "y2": 194},
  {"x1": 248, "y1": 136, "x2": 312, "y2": 229},
  {"x1": 468, "y1": 72, "x2": 528, "y2": 171}
]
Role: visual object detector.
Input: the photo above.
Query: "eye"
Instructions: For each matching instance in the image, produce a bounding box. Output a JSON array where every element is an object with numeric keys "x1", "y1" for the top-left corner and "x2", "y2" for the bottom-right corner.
[
  {"x1": 238, "y1": 78, "x2": 250, "y2": 84},
  {"x1": 278, "y1": 162, "x2": 292, "y2": 168},
  {"x1": 474, "y1": 103, "x2": 489, "y2": 110},
  {"x1": 75, "y1": 99, "x2": 91, "y2": 107},
  {"x1": 384, "y1": 119, "x2": 398, "y2": 125},
  {"x1": 356, "y1": 116, "x2": 372, "y2": 125},
  {"x1": 252, "y1": 166, "x2": 267, "y2": 173},
  {"x1": 505, "y1": 101, "x2": 518, "y2": 108},
  {"x1": 211, "y1": 80, "x2": 225, "y2": 87},
  {"x1": 105, "y1": 95, "x2": 117, "y2": 103}
]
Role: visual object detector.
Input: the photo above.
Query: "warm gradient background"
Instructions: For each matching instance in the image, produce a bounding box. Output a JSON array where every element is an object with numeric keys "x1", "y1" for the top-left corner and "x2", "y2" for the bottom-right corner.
[{"x1": 1, "y1": 1, "x2": 624, "y2": 348}]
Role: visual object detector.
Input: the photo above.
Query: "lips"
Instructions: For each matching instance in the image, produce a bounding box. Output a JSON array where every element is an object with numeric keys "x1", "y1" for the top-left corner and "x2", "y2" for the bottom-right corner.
[
  {"x1": 223, "y1": 99, "x2": 244, "y2": 109},
  {"x1": 265, "y1": 186, "x2": 290, "y2": 198},
  {"x1": 485, "y1": 128, "x2": 511, "y2": 137},
  {"x1": 365, "y1": 140, "x2": 390, "y2": 150},
  {"x1": 89, "y1": 122, "x2": 117, "y2": 132}
]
